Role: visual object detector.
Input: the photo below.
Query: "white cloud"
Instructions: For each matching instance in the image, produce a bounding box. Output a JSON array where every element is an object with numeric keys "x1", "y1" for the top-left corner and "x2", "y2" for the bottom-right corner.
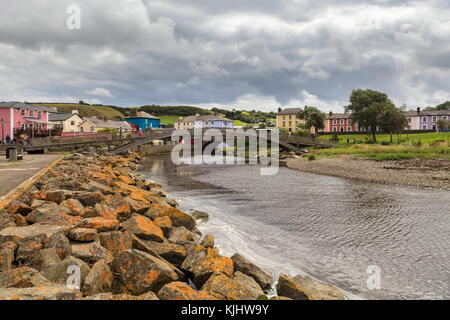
[{"x1": 86, "y1": 87, "x2": 114, "y2": 98}]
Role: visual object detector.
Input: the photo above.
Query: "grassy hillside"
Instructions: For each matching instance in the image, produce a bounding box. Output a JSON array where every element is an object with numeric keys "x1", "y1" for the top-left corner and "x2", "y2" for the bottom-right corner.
[{"x1": 31, "y1": 103, "x2": 126, "y2": 120}]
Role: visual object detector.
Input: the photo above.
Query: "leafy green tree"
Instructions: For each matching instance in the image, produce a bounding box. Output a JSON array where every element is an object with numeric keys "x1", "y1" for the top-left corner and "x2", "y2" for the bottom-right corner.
[
  {"x1": 297, "y1": 106, "x2": 326, "y2": 136},
  {"x1": 379, "y1": 105, "x2": 408, "y2": 143},
  {"x1": 346, "y1": 89, "x2": 395, "y2": 142},
  {"x1": 437, "y1": 119, "x2": 449, "y2": 131},
  {"x1": 436, "y1": 101, "x2": 450, "y2": 111}
]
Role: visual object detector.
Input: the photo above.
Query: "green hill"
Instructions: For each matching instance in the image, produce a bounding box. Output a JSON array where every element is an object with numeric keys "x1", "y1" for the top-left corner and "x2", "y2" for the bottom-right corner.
[{"x1": 30, "y1": 103, "x2": 126, "y2": 120}]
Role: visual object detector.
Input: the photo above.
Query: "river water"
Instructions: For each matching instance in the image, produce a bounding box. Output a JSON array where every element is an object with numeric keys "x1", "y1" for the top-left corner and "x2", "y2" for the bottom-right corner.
[{"x1": 140, "y1": 155, "x2": 450, "y2": 300}]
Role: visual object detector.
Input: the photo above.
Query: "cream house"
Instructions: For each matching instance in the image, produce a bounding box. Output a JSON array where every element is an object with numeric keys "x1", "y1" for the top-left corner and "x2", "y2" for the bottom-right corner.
[
  {"x1": 48, "y1": 110, "x2": 84, "y2": 133},
  {"x1": 78, "y1": 117, "x2": 132, "y2": 133}
]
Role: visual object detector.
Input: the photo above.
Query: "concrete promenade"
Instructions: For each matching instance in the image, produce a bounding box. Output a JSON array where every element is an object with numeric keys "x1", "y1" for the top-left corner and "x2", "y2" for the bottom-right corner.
[{"x1": 0, "y1": 154, "x2": 61, "y2": 198}]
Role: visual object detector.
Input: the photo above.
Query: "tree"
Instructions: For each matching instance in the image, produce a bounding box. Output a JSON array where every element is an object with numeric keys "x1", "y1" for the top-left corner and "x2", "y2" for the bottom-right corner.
[
  {"x1": 379, "y1": 105, "x2": 408, "y2": 143},
  {"x1": 297, "y1": 106, "x2": 326, "y2": 136},
  {"x1": 437, "y1": 119, "x2": 449, "y2": 131},
  {"x1": 346, "y1": 89, "x2": 395, "y2": 142},
  {"x1": 436, "y1": 101, "x2": 450, "y2": 111}
]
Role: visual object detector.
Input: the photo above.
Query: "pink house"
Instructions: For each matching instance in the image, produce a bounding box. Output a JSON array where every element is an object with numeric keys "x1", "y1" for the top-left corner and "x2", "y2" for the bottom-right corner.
[{"x1": 0, "y1": 102, "x2": 56, "y2": 141}]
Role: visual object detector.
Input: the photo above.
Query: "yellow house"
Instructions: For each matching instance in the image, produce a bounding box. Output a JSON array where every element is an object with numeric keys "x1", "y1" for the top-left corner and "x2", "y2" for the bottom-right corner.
[{"x1": 277, "y1": 108, "x2": 304, "y2": 132}]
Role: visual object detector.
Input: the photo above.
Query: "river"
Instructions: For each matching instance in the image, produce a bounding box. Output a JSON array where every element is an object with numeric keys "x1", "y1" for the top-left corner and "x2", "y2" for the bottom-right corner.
[{"x1": 140, "y1": 154, "x2": 450, "y2": 300}]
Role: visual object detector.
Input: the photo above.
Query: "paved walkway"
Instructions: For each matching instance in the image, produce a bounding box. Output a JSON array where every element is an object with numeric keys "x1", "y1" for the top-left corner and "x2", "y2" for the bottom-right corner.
[{"x1": 0, "y1": 154, "x2": 61, "y2": 197}]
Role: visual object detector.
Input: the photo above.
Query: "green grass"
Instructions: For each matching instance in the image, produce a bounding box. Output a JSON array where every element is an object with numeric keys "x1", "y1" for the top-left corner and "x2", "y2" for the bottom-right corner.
[
  {"x1": 319, "y1": 132, "x2": 450, "y2": 146},
  {"x1": 159, "y1": 115, "x2": 182, "y2": 126},
  {"x1": 34, "y1": 103, "x2": 125, "y2": 120},
  {"x1": 313, "y1": 144, "x2": 450, "y2": 161},
  {"x1": 233, "y1": 120, "x2": 248, "y2": 126}
]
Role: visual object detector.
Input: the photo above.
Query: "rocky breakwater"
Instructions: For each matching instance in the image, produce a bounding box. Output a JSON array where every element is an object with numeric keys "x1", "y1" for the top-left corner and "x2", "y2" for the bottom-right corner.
[{"x1": 0, "y1": 150, "x2": 344, "y2": 300}]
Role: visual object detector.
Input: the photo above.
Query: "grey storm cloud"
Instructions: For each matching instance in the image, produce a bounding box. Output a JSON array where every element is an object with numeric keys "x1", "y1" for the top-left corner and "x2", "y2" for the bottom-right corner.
[{"x1": 0, "y1": 0, "x2": 450, "y2": 112}]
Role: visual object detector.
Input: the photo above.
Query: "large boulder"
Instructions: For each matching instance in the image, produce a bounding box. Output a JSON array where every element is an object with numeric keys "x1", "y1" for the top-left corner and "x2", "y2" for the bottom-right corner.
[
  {"x1": 200, "y1": 235, "x2": 215, "y2": 248},
  {"x1": 0, "y1": 211, "x2": 16, "y2": 231},
  {"x1": 0, "y1": 225, "x2": 69, "y2": 245},
  {"x1": 111, "y1": 249, "x2": 183, "y2": 295},
  {"x1": 158, "y1": 282, "x2": 216, "y2": 300},
  {"x1": 68, "y1": 228, "x2": 97, "y2": 242},
  {"x1": 69, "y1": 191, "x2": 105, "y2": 207},
  {"x1": 77, "y1": 217, "x2": 119, "y2": 232},
  {"x1": 103, "y1": 194, "x2": 131, "y2": 221},
  {"x1": 168, "y1": 226, "x2": 199, "y2": 246},
  {"x1": 0, "y1": 266, "x2": 52, "y2": 288},
  {"x1": 71, "y1": 242, "x2": 112, "y2": 264},
  {"x1": 15, "y1": 239, "x2": 43, "y2": 263},
  {"x1": 0, "y1": 242, "x2": 16, "y2": 272},
  {"x1": 98, "y1": 231, "x2": 133, "y2": 257},
  {"x1": 83, "y1": 181, "x2": 114, "y2": 195},
  {"x1": 232, "y1": 272, "x2": 265, "y2": 299},
  {"x1": 6, "y1": 201, "x2": 32, "y2": 216},
  {"x1": 42, "y1": 256, "x2": 90, "y2": 286},
  {"x1": 153, "y1": 216, "x2": 173, "y2": 237},
  {"x1": 60, "y1": 199, "x2": 86, "y2": 217},
  {"x1": 121, "y1": 215, "x2": 165, "y2": 242},
  {"x1": 0, "y1": 285, "x2": 81, "y2": 300},
  {"x1": 291, "y1": 275, "x2": 345, "y2": 300},
  {"x1": 147, "y1": 204, "x2": 196, "y2": 230},
  {"x1": 231, "y1": 254, "x2": 273, "y2": 291},
  {"x1": 191, "y1": 210, "x2": 209, "y2": 222},
  {"x1": 181, "y1": 245, "x2": 233, "y2": 288},
  {"x1": 29, "y1": 248, "x2": 61, "y2": 271},
  {"x1": 201, "y1": 272, "x2": 258, "y2": 300},
  {"x1": 82, "y1": 259, "x2": 113, "y2": 296},
  {"x1": 140, "y1": 241, "x2": 187, "y2": 268},
  {"x1": 25, "y1": 206, "x2": 79, "y2": 226},
  {"x1": 43, "y1": 232, "x2": 71, "y2": 259},
  {"x1": 276, "y1": 274, "x2": 310, "y2": 300}
]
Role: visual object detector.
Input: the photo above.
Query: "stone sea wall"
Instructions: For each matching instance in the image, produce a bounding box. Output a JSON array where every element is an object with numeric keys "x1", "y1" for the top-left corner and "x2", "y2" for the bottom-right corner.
[{"x1": 0, "y1": 150, "x2": 344, "y2": 300}]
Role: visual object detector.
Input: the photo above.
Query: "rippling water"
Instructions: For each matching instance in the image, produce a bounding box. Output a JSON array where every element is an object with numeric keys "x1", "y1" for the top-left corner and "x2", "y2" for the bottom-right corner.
[{"x1": 140, "y1": 155, "x2": 450, "y2": 300}]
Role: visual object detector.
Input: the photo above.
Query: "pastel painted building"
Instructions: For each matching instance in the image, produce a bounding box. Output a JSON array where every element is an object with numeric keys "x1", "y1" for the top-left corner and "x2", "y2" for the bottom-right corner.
[
  {"x1": 276, "y1": 108, "x2": 304, "y2": 133},
  {"x1": 0, "y1": 102, "x2": 56, "y2": 140},
  {"x1": 174, "y1": 114, "x2": 234, "y2": 130},
  {"x1": 405, "y1": 108, "x2": 450, "y2": 131},
  {"x1": 48, "y1": 110, "x2": 84, "y2": 133},
  {"x1": 324, "y1": 112, "x2": 358, "y2": 133},
  {"x1": 126, "y1": 110, "x2": 160, "y2": 131}
]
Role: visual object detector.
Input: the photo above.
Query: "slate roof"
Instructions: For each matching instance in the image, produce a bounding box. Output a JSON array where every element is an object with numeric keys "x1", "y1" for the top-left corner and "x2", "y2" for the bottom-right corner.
[
  {"x1": 0, "y1": 102, "x2": 58, "y2": 113},
  {"x1": 278, "y1": 108, "x2": 302, "y2": 115},
  {"x1": 174, "y1": 114, "x2": 232, "y2": 123}
]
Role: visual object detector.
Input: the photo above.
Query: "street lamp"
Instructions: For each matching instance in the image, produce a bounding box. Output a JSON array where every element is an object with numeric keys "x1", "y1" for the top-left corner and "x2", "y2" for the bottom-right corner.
[{"x1": 0, "y1": 119, "x2": 5, "y2": 143}]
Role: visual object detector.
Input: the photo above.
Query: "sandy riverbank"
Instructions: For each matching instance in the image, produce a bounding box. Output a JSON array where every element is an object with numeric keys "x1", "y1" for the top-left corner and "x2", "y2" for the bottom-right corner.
[{"x1": 285, "y1": 156, "x2": 450, "y2": 191}]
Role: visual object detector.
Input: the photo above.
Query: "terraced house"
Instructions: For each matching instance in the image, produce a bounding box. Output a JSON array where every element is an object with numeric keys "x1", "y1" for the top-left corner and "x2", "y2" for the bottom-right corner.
[
  {"x1": 404, "y1": 108, "x2": 450, "y2": 131},
  {"x1": 276, "y1": 108, "x2": 303, "y2": 133},
  {"x1": 0, "y1": 102, "x2": 58, "y2": 140},
  {"x1": 324, "y1": 112, "x2": 358, "y2": 133},
  {"x1": 174, "y1": 114, "x2": 234, "y2": 130}
]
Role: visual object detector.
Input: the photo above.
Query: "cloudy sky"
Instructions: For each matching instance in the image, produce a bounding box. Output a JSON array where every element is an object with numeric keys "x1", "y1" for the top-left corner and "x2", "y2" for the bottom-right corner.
[{"x1": 1, "y1": 0, "x2": 450, "y2": 112}]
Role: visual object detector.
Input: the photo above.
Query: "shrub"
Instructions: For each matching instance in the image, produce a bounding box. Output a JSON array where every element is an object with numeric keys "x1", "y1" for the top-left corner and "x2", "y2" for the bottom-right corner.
[{"x1": 307, "y1": 154, "x2": 316, "y2": 161}]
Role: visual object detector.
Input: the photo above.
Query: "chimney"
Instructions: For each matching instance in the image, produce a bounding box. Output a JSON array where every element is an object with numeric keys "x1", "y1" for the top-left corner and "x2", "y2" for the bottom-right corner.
[
  {"x1": 329, "y1": 111, "x2": 333, "y2": 117},
  {"x1": 72, "y1": 109, "x2": 78, "y2": 115},
  {"x1": 278, "y1": 107, "x2": 282, "y2": 113},
  {"x1": 417, "y1": 107, "x2": 421, "y2": 114}
]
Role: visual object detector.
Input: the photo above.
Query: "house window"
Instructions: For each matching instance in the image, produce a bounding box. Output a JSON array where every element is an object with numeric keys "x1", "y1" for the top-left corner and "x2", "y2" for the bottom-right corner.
[
  {"x1": 71, "y1": 121, "x2": 75, "y2": 125},
  {"x1": 289, "y1": 121, "x2": 292, "y2": 127},
  {"x1": 340, "y1": 119, "x2": 345, "y2": 125},
  {"x1": 283, "y1": 116, "x2": 286, "y2": 120},
  {"x1": 443, "y1": 116, "x2": 448, "y2": 121},
  {"x1": 347, "y1": 127, "x2": 352, "y2": 132},
  {"x1": 90, "y1": 127, "x2": 94, "y2": 132},
  {"x1": 333, "y1": 119, "x2": 337, "y2": 125},
  {"x1": 282, "y1": 122, "x2": 286, "y2": 127},
  {"x1": 432, "y1": 116, "x2": 437, "y2": 122},
  {"x1": 407, "y1": 118, "x2": 412, "y2": 123},
  {"x1": 422, "y1": 117, "x2": 427, "y2": 122},
  {"x1": 80, "y1": 127, "x2": 84, "y2": 132},
  {"x1": 21, "y1": 110, "x2": 25, "y2": 116},
  {"x1": 422, "y1": 125, "x2": 427, "y2": 130},
  {"x1": 332, "y1": 127, "x2": 337, "y2": 132},
  {"x1": 348, "y1": 119, "x2": 352, "y2": 125},
  {"x1": 30, "y1": 111, "x2": 34, "y2": 117},
  {"x1": 38, "y1": 112, "x2": 42, "y2": 119}
]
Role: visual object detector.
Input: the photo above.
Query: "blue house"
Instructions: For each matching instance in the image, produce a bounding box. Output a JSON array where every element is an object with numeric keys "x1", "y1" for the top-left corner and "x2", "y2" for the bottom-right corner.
[{"x1": 126, "y1": 110, "x2": 160, "y2": 131}]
